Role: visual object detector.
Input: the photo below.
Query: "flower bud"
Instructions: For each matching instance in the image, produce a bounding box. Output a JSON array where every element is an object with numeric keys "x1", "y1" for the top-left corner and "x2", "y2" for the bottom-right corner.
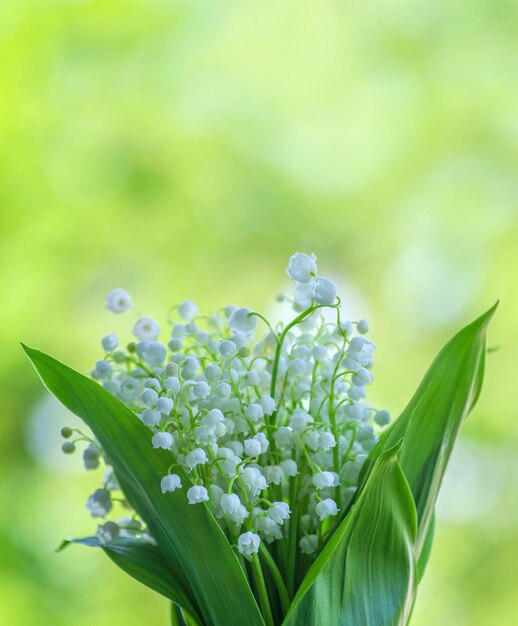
[
  {"x1": 168, "y1": 337, "x2": 183, "y2": 352},
  {"x1": 101, "y1": 333, "x2": 119, "y2": 352},
  {"x1": 374, "y1": 409, "x2": 391, "y2": 426},
  {"x1": 357, "y1": 319, "x2": 369, "y2": 334},
  {"x1": 219, "y1": 340, "x2": 237, "y2": 357},
  {"x1": 178, "y1": 300, "x2": 198, "y2": 320},
  {"x1": 62, "y1": 441, "x2": 76, "y2": 454}
]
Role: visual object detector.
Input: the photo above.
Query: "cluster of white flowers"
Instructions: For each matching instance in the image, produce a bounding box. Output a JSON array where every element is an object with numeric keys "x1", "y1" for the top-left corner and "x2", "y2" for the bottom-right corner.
[{"x1": 62, "y1": 253, "x2": 390, "y2": 559}]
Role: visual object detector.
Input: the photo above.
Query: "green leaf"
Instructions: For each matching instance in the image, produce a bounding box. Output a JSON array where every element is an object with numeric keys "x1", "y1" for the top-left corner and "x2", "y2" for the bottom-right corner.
[
  {"x1": 23, "y1": 345, "x2": 265, "y2": 626},
  {"x1": 170, "y1": 603, "x2": 200, "y2": 626},
  {"x1": 59, "y1": 537, "x2": 198, "y2": 621},
  {"x1": 283, "y1": 443, "x2": 417, "y2": 626},
  {"x1": 357, "y1": 303, "x2": 497, "y2": 556},
  {"x1": 416, "y1": 512, "x2": 435, "y2": 582}
]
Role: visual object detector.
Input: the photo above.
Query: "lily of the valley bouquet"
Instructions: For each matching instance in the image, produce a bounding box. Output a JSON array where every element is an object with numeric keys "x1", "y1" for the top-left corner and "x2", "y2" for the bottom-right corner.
[{"x1": 24, "y1": 253, "x2": 496, "y2": 626}]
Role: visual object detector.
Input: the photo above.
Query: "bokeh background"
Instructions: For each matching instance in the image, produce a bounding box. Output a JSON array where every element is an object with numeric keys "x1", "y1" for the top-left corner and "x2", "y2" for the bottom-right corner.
[{"x1": 1, "y1": 1, "x2": 517, "y2": 625}]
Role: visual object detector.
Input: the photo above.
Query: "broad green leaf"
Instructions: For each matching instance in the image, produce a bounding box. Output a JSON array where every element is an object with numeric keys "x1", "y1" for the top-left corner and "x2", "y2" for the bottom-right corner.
[
  {"x1": 283, "y1": 443, "x2": 417, "y2": 626},
  {"x1": 59, "y1": 537, "x2": 198, "y2": 621},
  {"x1": 357, "y1": 303, "x2": 496, "y2": 556},
  {"x1": 23, "y1": 345, "x2": 265, "y2": 626}
]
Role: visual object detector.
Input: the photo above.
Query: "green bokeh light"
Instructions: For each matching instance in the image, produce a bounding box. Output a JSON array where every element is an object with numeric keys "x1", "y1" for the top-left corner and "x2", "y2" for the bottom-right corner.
[{"x1": 1, "y1": 1, "x2": 517, "y2": 624}]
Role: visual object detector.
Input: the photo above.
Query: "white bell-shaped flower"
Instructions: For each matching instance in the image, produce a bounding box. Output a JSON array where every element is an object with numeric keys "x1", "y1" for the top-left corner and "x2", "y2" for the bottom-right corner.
[
  {"x1": 262, "y1": 465, "x2": 285, "y2": 486},
  {"x1": 164, "y1": 376, "x2": 181, "y2": 393},
  {"x1": 237, "y1": 532, "x2": 260, "y2": 557},
  {"x1": 161, "y1": 474, "x2": 182, "y2": 493},
  {"x1": 178, "y1": 300, "x2": 198, "y2": 320},
  {"x1": 255, "y1": 514, "x2": 283, "y2": 542},
  {"x1": 187, "y1": 485, "x2": 209, "y2": 504},
  {"x1": 240, "y1": 467, "x2": 268, "y2": 496},
  {"x1": 375, "y1": 409, "x2": 391, "y2": 426},
  {"x1": 258, "y1": 394, "x2": 276, "y2": 415},
  {"x1": 220, "y1": 493, "x2": 249, "y2": 524},
  {"x1": 313, "y1": 277, "x2": 338, "y2": 305},
  {"x1": 193, "y1": 381, "x2": 211, "y2": 399},
  {"x1": 300, "y1": 534, "x2": 318, "y2": 554},
  {"x1": 312, "y1": 471, "x2": 335, "y2": 490},
  {"x1": 156, "y1": 397, "x2": 174, "y2": 415},
  {"x1": 141, "y1": 388, "x2": 158, "y2": 407},
  {"x1": 86, "y1": 489, "x2": 112, "y2": 518},
  {"x1": 318, "y1": 432, "x2": 336, "y2": 451},
  {"x1": 101, "y1": 333, "x2": 119, "y2": 352},
  {"x1": 244, "y1": 438, "x2": 262, "y2": 457},
  {"x1": 185, "y1": 448, "x2": 208, "y2": 470},
  {"x1": 290, "y1": 409, "x2": 313, "y2": 433},
  {"x1": 228, "y1": 307, "x2": 258, "y2": 334},
  {"x1": 96, "y1": 521, "x2": 119, "y2": 545},
  {"x1": 279, "y1": 459, "x2": 298, "y2": 477},
  {"x1": 293, "y1": 282, "x2": 316, "y2": 309},
  {"x1": 245, "y1": 403, "x2": 264, "y2": 421},
  {"x1": 152, "y1": 432, "x2": 173, "y2": 450},
  {"x1": 267, "y1": 502, "x2": 291, "y2": 525},
  {"x1": 133, "y1": 317, "x2": 161, "y2": 341},
  {"x1": 315, "y1": 498, "x2": 339, "y2": 521},
  {"x1": 105, "y1": 288, "x2": 132, "y2": 313},
  {"x1": 274, "y1": 427, "x2": 294, "y2": 446},
  {"x1": 286, "y1": 252, "x2": 317, "y2": 283},
  {"x1": 141, "y1": 409, "x2": 161, "y2": 427}
]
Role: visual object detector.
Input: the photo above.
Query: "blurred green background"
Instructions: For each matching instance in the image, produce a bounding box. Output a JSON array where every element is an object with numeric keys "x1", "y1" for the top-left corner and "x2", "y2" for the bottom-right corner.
[{"x1": 1, "y1": 1, "x2": 517, "y2": 625}]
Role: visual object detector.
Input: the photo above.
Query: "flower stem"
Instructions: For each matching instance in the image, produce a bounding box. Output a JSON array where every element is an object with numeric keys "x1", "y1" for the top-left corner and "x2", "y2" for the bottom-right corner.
[
  {"x1": 269, "y1": 305, "x2": 316, "y2": 404},
  {"x1": 251, "y1": 553, "x2": 275, "y2": 626},
  {"x1": 286, "y1": 482, "x2": 300, "y2": 597},
  {"x1": 259, "y1": 543, "x2": 291, "y2": 615}
]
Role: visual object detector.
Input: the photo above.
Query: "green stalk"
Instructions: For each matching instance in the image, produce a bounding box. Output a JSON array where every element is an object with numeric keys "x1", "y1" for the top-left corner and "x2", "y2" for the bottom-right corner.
[
  {"x1": 269, "y1": 305, "x2": 316, "y2": 405},
  {"x1": 286, "y1": 475, "x2": 300, "y2": 597},
  {"x1": 251, "y1": 553, "x2": 275, "y2": 626},
  {"x1": 259, "y1": 543, "x2": 291, "y2": 616},
  {"x1": 328, "y1": 339, "x2": 347, "y2": 504}
]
